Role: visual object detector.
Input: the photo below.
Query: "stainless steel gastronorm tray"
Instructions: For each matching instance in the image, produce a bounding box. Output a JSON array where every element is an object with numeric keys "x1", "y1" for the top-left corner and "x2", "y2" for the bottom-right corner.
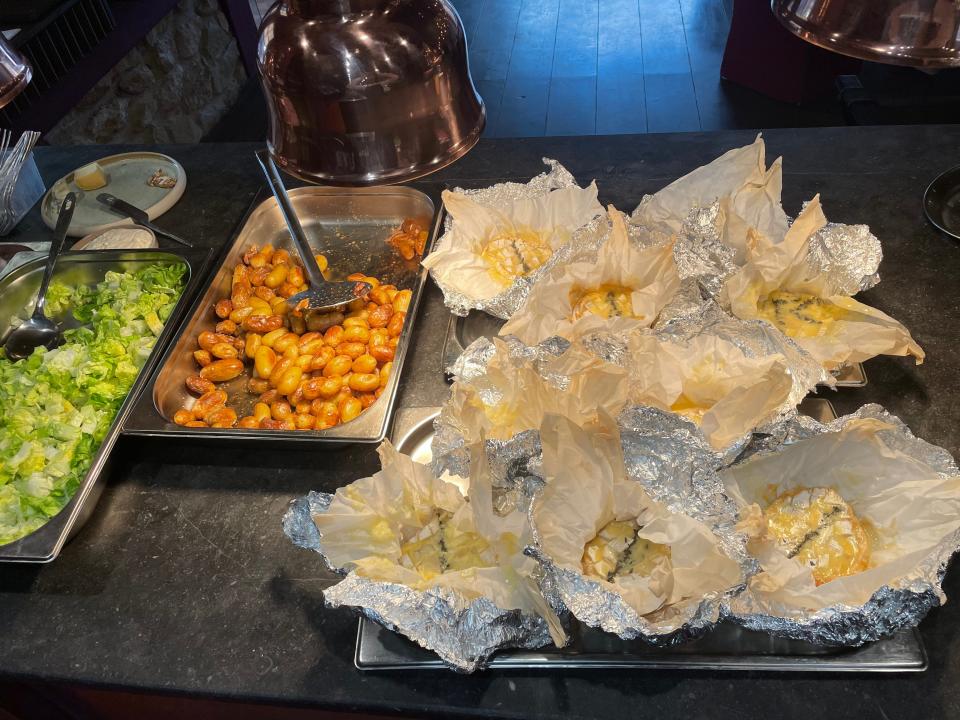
[
  {"x1": 356, "y1": 616, "x2": 926, "y2": 672},
  {"x1": 124, "y1": 186, "x2": 440, "y2": 444},
  {"x1": 355, "y1": 399, "x2": 926, "y2": 672},
  {"x1": 441, "y1": 311, "x2": 868, "y2": 386},
  {"x1": 0, "y1": 248, "x2": 210, "y2": 562}
]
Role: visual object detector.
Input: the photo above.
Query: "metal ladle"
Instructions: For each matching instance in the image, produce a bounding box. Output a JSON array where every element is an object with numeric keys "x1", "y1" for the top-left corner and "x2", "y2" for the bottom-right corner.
[
  {"x1": 255, "y1": 150, "x2": 371, "y2": 312},
  {"x1": 4, "y1": 192, "x2": 76, "y2": 361}
]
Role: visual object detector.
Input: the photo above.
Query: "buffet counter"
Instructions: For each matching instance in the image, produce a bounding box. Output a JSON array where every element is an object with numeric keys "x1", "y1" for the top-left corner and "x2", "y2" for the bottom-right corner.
[{"x1": 2, "y1": 127, "x2": 959, "y2": 719}]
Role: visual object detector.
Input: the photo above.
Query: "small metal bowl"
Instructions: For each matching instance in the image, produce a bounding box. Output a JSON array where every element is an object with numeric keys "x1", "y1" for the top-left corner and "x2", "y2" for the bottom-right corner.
[
  {"x1": 72, "y1": 223, "x2": 157, "y2": 250},
  {"x1": 923, "y1": 164, "x2": 960, "y2": 241}
]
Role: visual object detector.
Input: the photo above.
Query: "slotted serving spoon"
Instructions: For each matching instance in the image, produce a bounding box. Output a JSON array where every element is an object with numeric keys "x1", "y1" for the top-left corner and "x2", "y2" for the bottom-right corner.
[
  {"x1": 255, "y1": 150, "x2": 371, "y2": 312},
  {"x1": 4, "y1": 192, "x2": 76, "y2": 360}
]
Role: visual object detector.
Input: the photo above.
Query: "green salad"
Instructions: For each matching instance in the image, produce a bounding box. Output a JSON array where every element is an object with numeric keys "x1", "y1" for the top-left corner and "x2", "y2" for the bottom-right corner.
[{"x1": 0, "y1": 262, "x2": 186, "y2": 546}]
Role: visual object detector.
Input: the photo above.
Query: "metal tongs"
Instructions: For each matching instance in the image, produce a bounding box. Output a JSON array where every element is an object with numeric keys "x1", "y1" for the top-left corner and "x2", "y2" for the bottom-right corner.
[{"x1": 255, "y1": 150, "x2": 371, "y2": 312}]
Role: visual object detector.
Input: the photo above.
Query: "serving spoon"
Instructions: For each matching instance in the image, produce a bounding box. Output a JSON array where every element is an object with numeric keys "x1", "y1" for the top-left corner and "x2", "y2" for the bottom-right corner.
[
  {"x1": 255, "y1": 150, "x2": 371, "y2": 312},
  {"x1": 4, "y1": 192, "x2": 77, "y2": 361}
]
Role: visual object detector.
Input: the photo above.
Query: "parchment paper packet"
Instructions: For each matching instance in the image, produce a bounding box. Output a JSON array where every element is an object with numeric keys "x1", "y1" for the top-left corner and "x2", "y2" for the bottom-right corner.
[
  {"x1": 432, "y1": 335, "x2": 629, "y2": 501},
  {"x1": 500, "y1": 205, "x2": 680, "y2": 345},
  {"x1": 722, "y1": 404, "x2": 960, "y2": 645},
  {"x1": 630, "y1": 136, "x2": 882, "y2": 300},
  {"x1": 631, "y1": 135, "x2": 789, "y2": 266},
  {"x1": 721, "y1": 195, "x2": 923, "y2": 371},
  {"x1": 422, "y1": 159, "x2": 605, "y2": 319},
  {"x1": 527, "y1": 413, "x2": 746, "y2": 641},
  {"x1": 283, "y1": 440, "x2": 564, "y2": 672},
  {"x1": 613, "y1": 323, "x2": 803, "y2": 453}
]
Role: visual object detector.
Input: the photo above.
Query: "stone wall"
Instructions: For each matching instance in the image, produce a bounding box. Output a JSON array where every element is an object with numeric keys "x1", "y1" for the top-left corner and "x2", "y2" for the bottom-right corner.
[{"x1": 46, "y1": 0, "x2": 247, "y2": 145}]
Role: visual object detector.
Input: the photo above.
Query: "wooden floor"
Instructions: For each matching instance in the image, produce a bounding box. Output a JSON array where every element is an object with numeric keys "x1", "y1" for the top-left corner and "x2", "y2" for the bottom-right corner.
[
  {"x1": 455, "y1": 0, "x2": 838, "y2": 136},
  {"x1": 234, "y1": 0, "x2": 843, "y2": 140}
]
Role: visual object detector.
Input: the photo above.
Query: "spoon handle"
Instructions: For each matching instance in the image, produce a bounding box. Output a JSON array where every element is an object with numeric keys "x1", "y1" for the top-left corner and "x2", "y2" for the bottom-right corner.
[
  {"x1": 254, "y1": 150, "x2": 328, "y2": 289},
  {"x1": 34, "y1": 192, "x2": 76, "y2": 317}
]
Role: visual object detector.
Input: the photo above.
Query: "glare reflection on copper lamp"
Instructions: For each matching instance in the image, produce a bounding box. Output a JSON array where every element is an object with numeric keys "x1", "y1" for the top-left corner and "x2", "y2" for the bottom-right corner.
[
  {"x1": 772, "y1": 0, "x2": 960, "y2": 67},
  {"x1": 257, "y1": 0, "x2": 485, "y2": 186},
  {"x1": 0, "y1": 34, "x2": 31, "y2": 109}
]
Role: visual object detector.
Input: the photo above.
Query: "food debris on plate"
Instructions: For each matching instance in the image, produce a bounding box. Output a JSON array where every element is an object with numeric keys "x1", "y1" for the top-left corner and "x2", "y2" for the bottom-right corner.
[{"x1": 148, "y1": 169, "x2": 177, "y2": 189}]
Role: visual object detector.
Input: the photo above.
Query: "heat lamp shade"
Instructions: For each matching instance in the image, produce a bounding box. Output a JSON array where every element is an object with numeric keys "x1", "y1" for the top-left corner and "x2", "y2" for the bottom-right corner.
[
  {"x1": 257, "y1": 0, "x2": 486, "y2": 186},
  {"x1": 0, "y1": 34, "x2": 31, "y2": 110},
  {"x1": 772, "y1": 0, "x2": 960, "y2": 68}
]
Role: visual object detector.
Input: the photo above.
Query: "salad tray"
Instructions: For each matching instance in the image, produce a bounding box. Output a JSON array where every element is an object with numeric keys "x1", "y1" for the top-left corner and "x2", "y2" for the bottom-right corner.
[
  {"x1": 354, "y1": 400, "x2": 926, "y2": 672},
  {"x1": 124, "y1": 185, "x2": 443, "y2": 444},
  {"x1": 440, "y1": 310, "x2": 868, "y2": 386},
  {"x1": 0, "y1": 248, "x2": 211, "y2": 562}
]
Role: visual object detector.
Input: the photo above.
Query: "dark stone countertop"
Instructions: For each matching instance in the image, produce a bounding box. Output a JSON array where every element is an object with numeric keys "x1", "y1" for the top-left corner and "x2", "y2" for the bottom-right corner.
[{"x1": 2, "y1": 127, "x2": 960, "y2": 719}]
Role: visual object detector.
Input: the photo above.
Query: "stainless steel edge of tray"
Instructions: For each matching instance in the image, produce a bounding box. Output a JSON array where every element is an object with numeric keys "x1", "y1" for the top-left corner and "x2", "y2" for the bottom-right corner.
[
  {"x1": 0, "y1": 248, "x2": 211, "y2": 563},
  {"x1": 123, "y1": 185, "x2": 442, "y2": 445},
  {"x1": 355, "y1": 398, "x2": 926, "y2": 672},
  {"x1": 355, "y1": 617, "x2": 926, "y2": 672},
  {"x1": 441, "y1": 311, "x2": 868, "y2": 387}
]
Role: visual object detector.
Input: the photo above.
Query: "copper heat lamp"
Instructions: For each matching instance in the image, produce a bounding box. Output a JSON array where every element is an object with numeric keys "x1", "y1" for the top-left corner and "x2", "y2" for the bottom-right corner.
[
  {"x1": 0, "y1": 34, "x2": 31, "y2": 109},
  {"x1": 257, "y1": 0, "x2": 485, "y2": 186},
  {"x1": 772, "y1": 0, "x2": 960, "y2": 67}
]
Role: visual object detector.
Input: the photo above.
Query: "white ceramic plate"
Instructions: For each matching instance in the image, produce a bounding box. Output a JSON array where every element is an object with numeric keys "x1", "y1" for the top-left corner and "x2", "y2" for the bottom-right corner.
[{"x1": 41, "y1": 152, "x2": 186, "y2": 237}]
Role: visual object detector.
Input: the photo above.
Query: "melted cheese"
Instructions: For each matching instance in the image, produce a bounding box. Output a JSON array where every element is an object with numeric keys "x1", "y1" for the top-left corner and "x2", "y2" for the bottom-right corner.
[
  {"x1": 756, "y1": 290, "x2": 849, "y2": 339},
  {"x1": 669, "y1": 393, "x2": 708, "y2": 423},
  {"x1": 569, "y1": 284, "x2": 638, "y2": 321},
  {"x1": 399, "y1": 510, "x2": 491, "y2": 580},
  {"x1": 467, "y1": 394, "x2": 520, "y2": 431},
  {"x1": 581, "y1": 519, "x2": 672, "y2": 582},
  {"x1": 764, "y1": 487, "x2": 870, "y2": 586},
  {"x1": 480, "y1": 226, "x2": 553, "y2": 286}
]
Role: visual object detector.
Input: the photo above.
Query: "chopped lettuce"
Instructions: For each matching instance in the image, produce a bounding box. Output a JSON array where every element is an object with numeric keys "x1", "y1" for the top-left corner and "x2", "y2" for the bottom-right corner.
[{"x1": 0, "y1": 262, "x2": 186, "y2": 546}]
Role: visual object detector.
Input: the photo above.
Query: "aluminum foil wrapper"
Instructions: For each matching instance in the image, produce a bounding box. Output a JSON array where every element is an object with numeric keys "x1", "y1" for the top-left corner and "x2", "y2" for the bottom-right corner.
[
  {"x1": 633, "y1": 194, "x2": 882, "y2": 300},
  {"x1": 630, "y1": 198, "x2": 738, "y2": 301},
  {"x1": 434, "y1": 335, "x2": 567, "y2": 512},
  {"x1": 582, "y1": 302, "x2": 829, "y2": 449},
  {"x1": 618, "y1": 405, "x2": 743, "y2": 524},
  {"x1": 527, "y1": 544, "x2": 738, "y2": 643},
  {"x1": 806, "y1": 222, "x2": 882, "y2": 294},
  {"x1": 434, "y1": 159, "x2": 606, "y2": 319},
  {"x1": 672, "y1": 201, "x2": 739, "y2": 297},
  {"x1": 725, "y1": 404, "x2": 960, "y2": 645},
  {"x1": 282, "y1": 491, "x2": 553, "y2": 672},
  {"x1": 435, "y1": 298, "x2": 827, "y2": 497},
  {"x1": 525, "y1": 405, "x2": 753, "y2": 642},
  {"x1": 655, "y1": 301, "x2": 835, "y2": 404}
]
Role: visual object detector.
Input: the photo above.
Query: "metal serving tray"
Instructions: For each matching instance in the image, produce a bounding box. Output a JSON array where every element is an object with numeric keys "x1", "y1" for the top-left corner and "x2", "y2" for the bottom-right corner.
[
  {"x1": 0, "y1": 248, "x2": 210, "y2": 562},
  {"x1": 441, "y1": 311, "x2": 868, "y2": 387},
  {"x1": 355, "y1": 398, "x2": 925, "y2": 672},
  {"x1": 356, "y1": 617, "x2": 926, "y2": 672},
  {"x1": 124, "y1": 186, "x2": 440, "y2": 444}
]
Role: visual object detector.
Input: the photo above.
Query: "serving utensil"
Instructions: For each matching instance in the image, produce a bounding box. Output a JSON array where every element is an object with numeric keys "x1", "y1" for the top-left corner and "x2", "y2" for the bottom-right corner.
[
  {"x1": 4, "y1": 192, "x2": 76, "y2": 360},
  {"x1": 254, "y1": 149, "x2": 371, "y2": 312},
  {"x1": 96, "y1": 192, "x2": 193, "y2": 248}
]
